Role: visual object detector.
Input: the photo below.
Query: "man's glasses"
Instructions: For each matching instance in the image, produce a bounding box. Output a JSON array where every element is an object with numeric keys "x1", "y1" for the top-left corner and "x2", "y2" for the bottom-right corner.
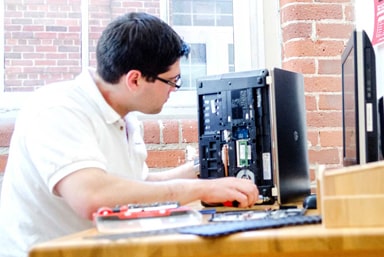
[{"x1": 156, "y1": 75, "x2": 182, "y2": 89}]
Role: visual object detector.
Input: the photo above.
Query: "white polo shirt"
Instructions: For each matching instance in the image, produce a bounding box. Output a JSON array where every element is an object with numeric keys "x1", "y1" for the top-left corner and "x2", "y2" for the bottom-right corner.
[{"x1": 0, "y1": 69, "x2": 148, "y2": 257}]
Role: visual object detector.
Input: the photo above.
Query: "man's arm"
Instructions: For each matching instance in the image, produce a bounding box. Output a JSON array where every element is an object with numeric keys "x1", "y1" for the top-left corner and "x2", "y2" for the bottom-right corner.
[{"x1": 54, "y1": 168, "x2": 259, "y2": 220}]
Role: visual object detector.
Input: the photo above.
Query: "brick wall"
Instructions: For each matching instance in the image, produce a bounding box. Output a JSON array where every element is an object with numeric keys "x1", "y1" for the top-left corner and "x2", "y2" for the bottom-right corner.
[
  {"x1": 144, "y1": 119, "x2": 198, "y2": 170},
  {"x1": 280, "y1": 0, "x2": 354, "y2": 178},
  {"x1": 3, "y1": 0, "x2": 160, "y2": 91},
  {"x1": 4, "y1": 0, "x2": 82, "y2": 91}
]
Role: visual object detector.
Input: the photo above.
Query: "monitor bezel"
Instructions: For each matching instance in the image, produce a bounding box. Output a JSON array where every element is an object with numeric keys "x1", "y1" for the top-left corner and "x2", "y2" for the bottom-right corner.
[{"x1": 341, "y1": 29, "x2": 378, "y2": 166}]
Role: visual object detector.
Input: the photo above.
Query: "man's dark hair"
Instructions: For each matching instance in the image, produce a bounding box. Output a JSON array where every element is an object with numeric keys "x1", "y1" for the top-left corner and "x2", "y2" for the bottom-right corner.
[{"x1": 96, "y1": 12, "x2": 189, "y2": 84}]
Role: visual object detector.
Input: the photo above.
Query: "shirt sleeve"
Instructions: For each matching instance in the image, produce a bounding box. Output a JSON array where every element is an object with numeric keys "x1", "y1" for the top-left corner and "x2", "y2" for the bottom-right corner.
[{"x1": 23, "y1": 106, "x2": 107, "y2": 194}]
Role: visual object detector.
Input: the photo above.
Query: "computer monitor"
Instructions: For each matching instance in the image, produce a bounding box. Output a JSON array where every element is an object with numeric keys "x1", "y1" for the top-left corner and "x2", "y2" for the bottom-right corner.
[{"x1": 341, "y1": 29, "x2": 378, "y2": 166}]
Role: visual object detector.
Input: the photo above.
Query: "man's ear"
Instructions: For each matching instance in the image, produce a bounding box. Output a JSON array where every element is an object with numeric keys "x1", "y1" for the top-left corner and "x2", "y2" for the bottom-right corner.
[{"x1": 125, "y1": 70, "x2": 142, "y2": 91}]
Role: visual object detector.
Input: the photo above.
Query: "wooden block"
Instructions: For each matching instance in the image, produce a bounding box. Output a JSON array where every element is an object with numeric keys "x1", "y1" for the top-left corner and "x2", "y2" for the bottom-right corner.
[
  {"x1": 319, "y1": 161, "x2": 384, "y2": 228},
  {"x1": 322, "y1": 162, "x2": 384, "y2": 196},
  {"x1": 322, "y1": 195, "x2": 384, "y2": 228}
]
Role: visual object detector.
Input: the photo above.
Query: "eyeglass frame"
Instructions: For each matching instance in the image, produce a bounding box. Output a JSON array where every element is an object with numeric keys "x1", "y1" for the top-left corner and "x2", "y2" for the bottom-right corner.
[{"x1": 156, "y1": 75, "x2": 182, "y2": 89}]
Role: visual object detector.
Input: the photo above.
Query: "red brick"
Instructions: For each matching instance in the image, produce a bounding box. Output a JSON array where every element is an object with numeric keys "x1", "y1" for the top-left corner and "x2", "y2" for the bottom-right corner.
[
  {"x1": 318, "y1": 94, "x2": 342, "y2": 111},
  {"x1": 281, "y1": 22, "x2": 312, "y2": 42},
  {"x1": 281, "y1": 4, "x2": 343, "y2": 24},
  {"x1": 304, "y1": 76, "x2": 342, "y2": 93},
  {"x1": 316, "y1": 23, "x2": 355, "y2": 40},
  {"x1": 318, "y1": 59, "x2": 342, "y2": 75},
  {"x1": 282, "y1": 58, "x2": 316, "y2": 74},
  {"x1": 35, "y1": 60, "x2": 56, "y2": 66},
  {"x1": 162, "y1": 120, "x2": 179, "y2": 144},
  {"x1": 10, "y1": 60, "x2": 33, "y2": 66},
  {"x1": 306, "y1": 111, "x2": 342, "y2": 128},
  {"x1": 305, "y1": 95, "x2": 317, "y2": 112},
  {"x1": 121, "y1": 2, "x2": 143, "y2": 8},
  {"x1": 319, "y1": 130, "x2": 342, "y2": 147},
  {"x1": 142, "y1": 120, "x2": 160, "y2": 144},
  {"x1": 180, "y1": 120, "x2": 198, "y2": 143},
  {"x1": 315, "y1": 0, "x2": 351, "y2": 2},
  {"x1": 146, "y1": 150, "x2": 185, "y2": 168},
  {"x1": 23, "y1": 25, "x2": 44, "y2": 31},
  {"x1": 307, "y1": 130, "x2": 319, "y2": 147},
  {"x1": 0, "y1": 155, "x2": 8, "y2": 173},
  {"x1": 344, "y1": 4, "x2": 355, "y2": 21},
  {"x1": 284, "y1": 39, "x2": 344, "y2": 58},
  {"x1": 24, "y1": 53, "x2": 46, "y2": 59},
  {"x1": 280, "y1": 0, "x2": 313, "y2": 7},
  {"x1": 308, "y1": 148, "x2": 341, "y2": 165}
]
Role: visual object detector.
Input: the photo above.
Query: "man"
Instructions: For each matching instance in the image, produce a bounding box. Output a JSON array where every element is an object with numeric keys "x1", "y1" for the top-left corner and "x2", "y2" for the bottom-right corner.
[{"x1": 0, "y1": 12, "x2": 259, "y2": 257}]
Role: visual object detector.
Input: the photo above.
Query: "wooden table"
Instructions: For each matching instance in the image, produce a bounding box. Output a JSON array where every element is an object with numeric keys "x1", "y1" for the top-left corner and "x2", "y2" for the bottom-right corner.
[{"x1": 29, "y1": 207, "x2": 384, "y2": 257}]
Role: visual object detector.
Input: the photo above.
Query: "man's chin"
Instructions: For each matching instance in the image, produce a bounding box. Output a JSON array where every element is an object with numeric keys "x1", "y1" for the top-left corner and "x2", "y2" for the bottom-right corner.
[{"x1": 144, "y1": 107, "x2": 163, "y2": 115}]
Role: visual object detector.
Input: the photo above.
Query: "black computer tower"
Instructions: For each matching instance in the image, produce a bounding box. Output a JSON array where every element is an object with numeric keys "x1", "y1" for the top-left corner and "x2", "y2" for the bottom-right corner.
[
  {"x1": 196, "y1": 68, "x2": 311, "y2": 205},
  {"x1": 196, "y1": 69, "x2": 274, "y2": 203}
]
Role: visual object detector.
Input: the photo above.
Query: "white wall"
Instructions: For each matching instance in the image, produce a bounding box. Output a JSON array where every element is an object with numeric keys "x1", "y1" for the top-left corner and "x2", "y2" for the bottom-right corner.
[{"x1": 355, "y1": 0, "x2": 384, "y2": 97}]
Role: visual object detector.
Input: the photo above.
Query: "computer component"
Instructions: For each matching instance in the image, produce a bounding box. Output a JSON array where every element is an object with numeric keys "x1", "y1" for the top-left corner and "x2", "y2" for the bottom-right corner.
[
  {"x1": 93, "y1": 201, "x2": 202, "y2": 233},
  {"x1": 196, "y1": 69, "x2": 273, "y2": 204},
  {"x1": 178, "y1": 214, "x2": 321, "y2": 237},
  {"x1": 341, "y1": 29, "x2": 379, "y2": 166},
  {"x1": 302, "y1": 194, "x2": 317, "y2": 209},
  {"x1": 196, "y1": 68, "x2": 311, "y2": 205}
]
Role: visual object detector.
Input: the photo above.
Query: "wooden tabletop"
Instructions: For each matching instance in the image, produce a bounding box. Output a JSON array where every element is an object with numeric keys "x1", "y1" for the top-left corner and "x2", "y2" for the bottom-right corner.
[{"x1": 29, "y1": 204, "x2": 384, "y2": 257}]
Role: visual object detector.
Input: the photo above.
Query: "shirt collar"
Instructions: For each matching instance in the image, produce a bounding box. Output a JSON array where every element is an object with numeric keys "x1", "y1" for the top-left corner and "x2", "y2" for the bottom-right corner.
[{"x1": 76, "y1": 68, "x2": 122, "y2": 124}]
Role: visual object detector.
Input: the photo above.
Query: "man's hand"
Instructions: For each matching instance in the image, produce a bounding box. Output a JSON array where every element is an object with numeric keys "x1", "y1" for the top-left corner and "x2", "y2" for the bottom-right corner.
[{"x1": 199, "y1": 177, "x2": 259, "y2": 208}]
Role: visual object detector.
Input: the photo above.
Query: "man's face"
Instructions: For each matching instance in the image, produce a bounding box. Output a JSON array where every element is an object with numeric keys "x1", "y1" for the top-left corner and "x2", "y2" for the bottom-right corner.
[{"x1": 139, "y1": 59, "x2": 181, "y2": 114}]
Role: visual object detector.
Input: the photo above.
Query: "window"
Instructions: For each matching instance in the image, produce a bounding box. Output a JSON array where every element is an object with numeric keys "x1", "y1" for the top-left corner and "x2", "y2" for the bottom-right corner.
[
  {"x1": 159, "y1": 0, "x2": 275, "y2": 117},
  {"x1": 170, "y1": 0, "x2": 233, "y2": 91},
  {"x1": 180, "y1": 43, "x2": 207, "y2": 91}
]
